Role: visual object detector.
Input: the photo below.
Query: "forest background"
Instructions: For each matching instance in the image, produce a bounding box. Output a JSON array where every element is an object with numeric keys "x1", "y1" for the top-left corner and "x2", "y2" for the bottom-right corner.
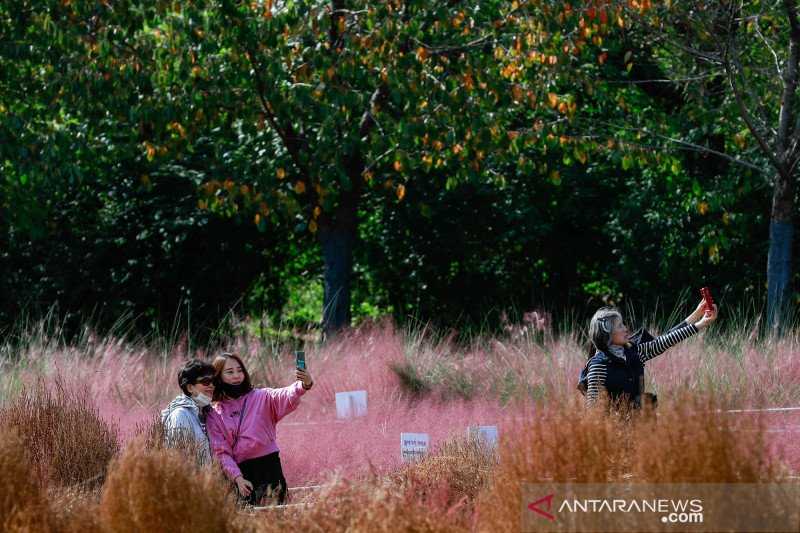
[{"x1": 2, "y1": 0, "x2": 797, "y2": 342}]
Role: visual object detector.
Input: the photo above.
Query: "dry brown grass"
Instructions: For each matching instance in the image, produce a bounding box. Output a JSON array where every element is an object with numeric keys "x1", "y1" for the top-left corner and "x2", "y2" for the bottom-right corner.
[
  {"x1": 241, "y1": 478, "x2": 469, "y2": 533},
  {"x1": 629, "y1": 393, "x2": 782, "y2": 482},
  {"x1": 475, "y1": 399, "x2": 629, "y2": 531},
  {"x1": 135, "y1": 413, "x2": 210, "y2": 466},
  {"x1": 475, "y1": 394, "x2": 788, "y2": 532},
  {"x1": 135, "y1": 414, "x2": 166, "y2": 450},
  {"x1": 390, "y1": 436, "x2": 496, "y2": 523},
  {"x1": 47, "y1": 487, "x2": 103, "y2": 533},
  {"x1": 0, "y1": 378, "x2": 119, "y2": 489},
  {"x1": 236, "y1": 438, "x2": 498, "y2": 532},
  {"x1": 100, "y1": 439, "x2": 238, "y2": 533},
  {"x1": 0, "y1": 430, "x2": 51, "y2": 532},
  {"x1": 0, "y1": 392, "x2": 791, "y2": 533}
]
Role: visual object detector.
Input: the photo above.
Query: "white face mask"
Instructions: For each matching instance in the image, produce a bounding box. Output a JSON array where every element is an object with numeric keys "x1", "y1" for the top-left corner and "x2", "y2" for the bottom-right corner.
[{"x1": 192, "y1": 392, "x2": 212, "y2": 408}]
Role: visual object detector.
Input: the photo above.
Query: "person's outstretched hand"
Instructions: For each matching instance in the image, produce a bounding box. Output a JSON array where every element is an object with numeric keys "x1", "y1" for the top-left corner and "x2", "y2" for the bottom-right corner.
[
  {"x1": 297, "y1": 368, "x2": 314, "y2": 390},
  {"x1": 685, "y1": 298, "x2": 708, "y2": 324},
  {"x1": 694, "y1": 304, "x2": 718, "y2": 330}
]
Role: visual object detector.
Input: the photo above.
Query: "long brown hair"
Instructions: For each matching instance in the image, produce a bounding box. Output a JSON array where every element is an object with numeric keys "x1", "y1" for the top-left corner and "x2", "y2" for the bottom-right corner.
[{"x1": 212, "y1": 352, "x2": 253, "y2": 401}]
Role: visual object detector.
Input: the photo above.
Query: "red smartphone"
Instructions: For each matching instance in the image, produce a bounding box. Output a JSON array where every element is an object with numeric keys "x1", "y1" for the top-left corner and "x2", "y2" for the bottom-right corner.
[{"x1": 700, "y1": 287, "x2": 715, "y2": 313}]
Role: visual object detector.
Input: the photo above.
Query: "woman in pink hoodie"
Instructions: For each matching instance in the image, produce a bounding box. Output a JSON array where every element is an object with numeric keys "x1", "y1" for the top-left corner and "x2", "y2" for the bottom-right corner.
[{"x1": 206, "y1": 352, "x2": 313, "y2": 505}]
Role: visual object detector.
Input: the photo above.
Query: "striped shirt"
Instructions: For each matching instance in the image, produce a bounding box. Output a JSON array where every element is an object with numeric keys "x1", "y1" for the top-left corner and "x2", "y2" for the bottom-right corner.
[{"x1": 585, "y1": 323, "x2": 699, "y2": 406}]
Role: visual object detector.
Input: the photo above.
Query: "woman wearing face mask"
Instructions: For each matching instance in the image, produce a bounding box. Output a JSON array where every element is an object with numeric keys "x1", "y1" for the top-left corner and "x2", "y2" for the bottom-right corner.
[
  {"x1": 582, "y1": 298, "x2": 718, "y2": 410},
  {"x1": 161, "y1": 359, "x2": 216, "y2": 464},
  {"x1": 206, "y1": 352, "x2": 314, "y2": 506}
]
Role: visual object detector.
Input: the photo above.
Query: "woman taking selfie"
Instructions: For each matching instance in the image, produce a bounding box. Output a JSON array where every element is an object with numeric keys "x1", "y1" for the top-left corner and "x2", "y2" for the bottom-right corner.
[
  {"x1": 206, "y1": 352, "x2": 313, "y2": 506},
  {"x1": 581, "y1": 296, "x2": 718, "y2": 409}
]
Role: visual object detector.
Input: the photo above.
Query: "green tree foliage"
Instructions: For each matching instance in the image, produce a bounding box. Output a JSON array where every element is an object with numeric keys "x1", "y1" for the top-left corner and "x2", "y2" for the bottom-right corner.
[
  {"x1": 0, "y1": 1, "x2": 786, "y2": 336},
  {"x1": 9, "y1": 0, "x2": 616, "y2": 333},
  {"x1": 0, "y1": 2, "x2": 295, "y2": 337},
  {"x1": 613, "y1": 0, "x2": 800, "y2": 330}
]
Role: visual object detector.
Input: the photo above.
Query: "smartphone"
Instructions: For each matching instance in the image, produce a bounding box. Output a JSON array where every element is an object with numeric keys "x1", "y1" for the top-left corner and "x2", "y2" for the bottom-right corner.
[
  {"x1": 295, "y1": 350, "x2": 306, "y2": 371},
  {"x1": 700, "y1": 287, "x2": 715, "y2": 313}
]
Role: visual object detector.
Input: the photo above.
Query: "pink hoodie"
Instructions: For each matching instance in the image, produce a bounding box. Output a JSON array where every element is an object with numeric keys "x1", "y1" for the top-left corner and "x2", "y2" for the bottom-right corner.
[{"x1": 206, "y1": 381, "x2": 306, "y2": 481}]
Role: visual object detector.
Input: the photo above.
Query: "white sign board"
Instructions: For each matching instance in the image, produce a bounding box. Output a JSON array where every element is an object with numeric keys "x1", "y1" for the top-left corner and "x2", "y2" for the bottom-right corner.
[
  {"x1": 467, "y1": 425, "x2": 499, "y2": 448},
  {"x1": 335, "y1": 390, "x2": 368, "y2": 419},
  {"x1": 400, "y1": 432, "x2": 429, "y2": 462}
]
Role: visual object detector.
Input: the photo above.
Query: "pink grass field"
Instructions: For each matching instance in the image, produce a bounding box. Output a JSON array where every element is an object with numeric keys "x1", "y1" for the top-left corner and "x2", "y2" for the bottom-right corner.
[{"x1": 2, "y1": 320, "x2": 799, "y2": 484}]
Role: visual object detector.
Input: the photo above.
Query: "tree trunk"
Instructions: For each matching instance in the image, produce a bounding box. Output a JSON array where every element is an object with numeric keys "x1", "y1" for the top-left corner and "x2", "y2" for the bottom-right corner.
[
  {"x1": 766, "y1": 173, "x2": 794, "y2": 332},
  {"x1": 766, "y1": 1, "x2": 800, "y2": 333},
  {"x1": 318, "y1": 196, "x2": 357, "y2": 338}
]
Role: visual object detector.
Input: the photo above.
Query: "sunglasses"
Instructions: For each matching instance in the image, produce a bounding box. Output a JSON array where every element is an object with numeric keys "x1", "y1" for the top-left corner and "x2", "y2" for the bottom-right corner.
[{"x1": 194, "y1": 376, "x2": 214, "y2": 386}]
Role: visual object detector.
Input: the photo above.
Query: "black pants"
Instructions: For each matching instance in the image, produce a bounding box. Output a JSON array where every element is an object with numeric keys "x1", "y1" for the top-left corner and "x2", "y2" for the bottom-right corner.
[{"x1": 237, "y1": 452, "x2": 287, "y2": 506}]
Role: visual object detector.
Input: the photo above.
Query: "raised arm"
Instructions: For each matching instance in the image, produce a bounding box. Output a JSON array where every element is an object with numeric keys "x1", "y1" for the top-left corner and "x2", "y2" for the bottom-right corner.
[
  {"x1": 662, "y1": 298, "x2": 706, "y2": 334},
  {"x1": 267, "y1": 381, "x2": 307, "y2": 423},
  {"x1": 638, "y1": 301, "x2": 718, "y2": 363},
  {"x1": 636, "y1": 324, "x2": 699, "y2": 363}
]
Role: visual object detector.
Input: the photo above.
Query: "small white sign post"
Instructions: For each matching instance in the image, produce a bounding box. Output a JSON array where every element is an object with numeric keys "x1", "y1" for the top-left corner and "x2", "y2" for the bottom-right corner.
[
  {"x1": 335, "y1": 390, "x2": 368, "y2": 419},
  {"x1": 400, "y1": 432, "x2": 430, "y2": 462},
  {"x1": 467, "y1": 425, "x2": 499, "y2": 448}
]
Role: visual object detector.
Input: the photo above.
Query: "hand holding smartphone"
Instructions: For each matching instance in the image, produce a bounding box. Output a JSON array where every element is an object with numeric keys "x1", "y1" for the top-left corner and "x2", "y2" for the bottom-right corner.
[
  {"x1": 700, "y1": 287, "x2": 715, "y2": 313},
  {"x1": 295, "y1": 350, "x2": 313, "y2": 390}
]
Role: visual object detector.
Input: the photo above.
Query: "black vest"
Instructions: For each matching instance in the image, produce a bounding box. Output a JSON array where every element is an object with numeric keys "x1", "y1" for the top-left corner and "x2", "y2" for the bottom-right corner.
[{"x1": 588, "y1": 345, "x2": 645, "y2": 407}]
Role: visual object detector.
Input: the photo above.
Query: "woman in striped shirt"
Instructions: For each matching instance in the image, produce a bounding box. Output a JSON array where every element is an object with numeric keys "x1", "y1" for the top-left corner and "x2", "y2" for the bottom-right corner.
[{"x1": 584, "y1": 299, "x2": 718, "y2": 409}]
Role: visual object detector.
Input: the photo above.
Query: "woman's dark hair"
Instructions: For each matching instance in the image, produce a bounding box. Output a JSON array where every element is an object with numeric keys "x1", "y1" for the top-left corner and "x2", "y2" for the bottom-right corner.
[
  {"x1": 212, "y1": 352, "x2": 253, "y2": 400},
  {"x1": 178, "y1": 359, "x2": 216, "y2": 396}
]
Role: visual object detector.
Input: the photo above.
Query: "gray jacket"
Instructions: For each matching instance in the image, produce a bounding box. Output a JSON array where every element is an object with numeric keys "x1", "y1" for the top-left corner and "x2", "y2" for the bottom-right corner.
[{"x1": 160, "y1": 395, "x2": 212, "y2": 465}]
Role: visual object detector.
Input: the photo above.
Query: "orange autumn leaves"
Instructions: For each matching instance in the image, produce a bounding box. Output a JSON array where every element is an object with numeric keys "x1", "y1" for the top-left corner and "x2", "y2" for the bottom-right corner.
[
  {"x1": 198, "y1": 178, "x2": 269, "y2": 226},
  {"x1": 197, "y1": 1, "x2": 650, "y2": 236},
  {"x1": 547, "y1": 92, "x2": 577, "y2": 116},
  {"x1": 199, "y1": 172, "x2": 336, "y2": 234},
  {"x1": 141, "y1": 121, "x2": 189, "y2": 162}
]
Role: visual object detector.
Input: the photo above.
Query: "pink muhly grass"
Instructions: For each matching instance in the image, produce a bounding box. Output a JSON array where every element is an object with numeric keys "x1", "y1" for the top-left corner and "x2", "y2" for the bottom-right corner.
[{"x1": 2, "y1": 317, "x2": 799, "y2": 486}]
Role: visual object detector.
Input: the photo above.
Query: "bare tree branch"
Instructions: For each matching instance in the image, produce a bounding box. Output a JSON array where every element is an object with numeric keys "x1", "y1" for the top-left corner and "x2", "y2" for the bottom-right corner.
[
  {"x1": 245, "y1": 49, "x2": 310, "y2": 177},
  {"x1": 603, "y1": 73, "x2": 724, "y2": 84},
  {"x1": 722, "y1": 18, "x2": 784, "y2": 175},
  {"x1": 412, "y1": 35, "x2": 494, "y2": 57},
  {"x1": 754, "y1": 14, "x2": 785, "y2": 79},
  {"x1": 728, "y1": 47, "x2": 779, "y2": 139},
  {"x1": 584, "y1": 119, "x2": 766, "y2": 173}
]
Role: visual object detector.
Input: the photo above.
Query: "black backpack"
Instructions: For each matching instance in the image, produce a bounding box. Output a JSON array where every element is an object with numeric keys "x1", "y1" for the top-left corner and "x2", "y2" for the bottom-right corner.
[{"x1": 577, "y1": 328, "x2": 654, "y2": 395}]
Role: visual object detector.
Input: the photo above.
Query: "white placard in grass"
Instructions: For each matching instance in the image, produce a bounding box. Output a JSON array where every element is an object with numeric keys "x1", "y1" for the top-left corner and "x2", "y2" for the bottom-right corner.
[
  {"x1": 335, "y1": 390, "x2": 368, "y2": 419},
  {"x1": 467, "y1": 425, "x2": 499, "y2": 448},
  {"x1": 401, "y1": 432, "x2": 429, "y2": 462}
]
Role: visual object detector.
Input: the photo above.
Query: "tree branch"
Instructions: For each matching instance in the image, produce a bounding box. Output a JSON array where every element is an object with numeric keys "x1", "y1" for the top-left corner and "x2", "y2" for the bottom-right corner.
[
  {"x1": 585, "y1": 119, "x2": 766, "y2": 173},
  {"x1": 246, "y1": 51, "x2": 309, "y2": 177},
  {"x1": 754, "y1": 13, "x2": 784, "y2": 79},
  {"x1": 728, "y1": 46, "x2": 779, "y2": 139},
  {"x1": 358, "y1": 85, "x2": 386, "y2": 139},
  {"x1": 723, "y1": 36, "x2": 784, "y2": 175},
  {"x1": 412, "y1": 35, "x2": 494, "y2": 57}
]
